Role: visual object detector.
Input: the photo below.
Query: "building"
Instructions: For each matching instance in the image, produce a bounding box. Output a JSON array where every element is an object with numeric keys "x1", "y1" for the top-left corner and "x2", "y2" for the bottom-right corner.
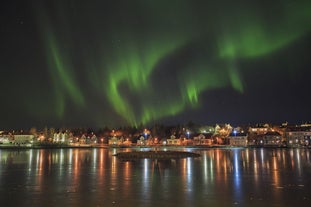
[
  {"x1": 262, "y1": 131, "x2": 282, "y2": 147},
  {"x1": 228, "y1": 132, "x2": 248, "y2": 147},
  {"x1": 109, "y1": 136, "x2": 122, "y2": 146},
  {"x1": 13, "y1": 135, "x2": 34, "y2": 145},
  {"x1": 0, "y1": 135, "x2": 11, "y2": 144},
  {"x1": 285, "y1": 126, "x2": 311, "y2": 147},
  {"x1": 167, "y1": 135, "x2": 181, "y2": 145},
  {"x1": 248, "y1": 124, "x2": 270, "y2": 145},
  {"x1": 193, "y1": 134, "x2": 212, "y2": 145},
  {"x1": 137, "y1": 136, "x2": 146, "y2": 146}
]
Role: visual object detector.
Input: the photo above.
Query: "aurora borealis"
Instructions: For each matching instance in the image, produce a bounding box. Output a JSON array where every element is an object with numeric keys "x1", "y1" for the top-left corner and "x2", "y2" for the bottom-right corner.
[{"x1": 1, "y1": 0, "x2": 311, "y2": 128}]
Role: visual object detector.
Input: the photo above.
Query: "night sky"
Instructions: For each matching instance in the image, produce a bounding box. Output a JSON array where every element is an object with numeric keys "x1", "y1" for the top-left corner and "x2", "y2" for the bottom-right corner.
[{"x1": 1, "y1": 0, "x2": 310, "y2": 129}]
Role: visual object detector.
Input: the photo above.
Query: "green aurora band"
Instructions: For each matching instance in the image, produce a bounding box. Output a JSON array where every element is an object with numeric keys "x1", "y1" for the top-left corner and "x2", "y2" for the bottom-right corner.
[
  {"x1": 36, "y1": 0, "x2": 310, "y2": 126},
  {"x1": 46, "y1": 33, "x2": 85, "y2": 117}
]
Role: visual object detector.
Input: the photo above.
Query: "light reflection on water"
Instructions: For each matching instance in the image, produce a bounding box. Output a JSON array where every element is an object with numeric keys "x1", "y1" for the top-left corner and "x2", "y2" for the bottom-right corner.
[{"x1": 0, "y1": 148, "x2": 310, "y2": 206}]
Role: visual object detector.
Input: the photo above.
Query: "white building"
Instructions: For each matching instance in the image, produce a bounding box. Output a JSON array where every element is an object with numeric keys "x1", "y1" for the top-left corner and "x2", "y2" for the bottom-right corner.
[
  {"x1": 228, "y1": 132, "x2": 248, "y2": 147},
  {"x1": 13, "y1": 135, "x2": 34, "y2": 144},
  {"x1": 285, "y1": 126, "x2": 311, "y2": 147}
]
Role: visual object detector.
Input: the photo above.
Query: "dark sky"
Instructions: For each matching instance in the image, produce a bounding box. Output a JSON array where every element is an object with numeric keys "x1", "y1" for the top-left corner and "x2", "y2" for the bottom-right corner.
[{"x1": 1, "y1": 0, "x2": 310, "y2": 129}]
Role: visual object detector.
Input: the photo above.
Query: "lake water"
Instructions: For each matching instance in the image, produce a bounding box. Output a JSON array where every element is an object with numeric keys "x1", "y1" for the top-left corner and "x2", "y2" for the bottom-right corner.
[{"x1": 0, "y1": 147, "x2": 310, "y2": 207}]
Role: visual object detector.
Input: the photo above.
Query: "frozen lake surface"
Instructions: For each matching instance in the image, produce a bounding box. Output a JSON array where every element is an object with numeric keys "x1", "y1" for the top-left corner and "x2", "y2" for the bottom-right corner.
[{"x1": 0, "y1": 148, "x2": 310, "y2": 206}]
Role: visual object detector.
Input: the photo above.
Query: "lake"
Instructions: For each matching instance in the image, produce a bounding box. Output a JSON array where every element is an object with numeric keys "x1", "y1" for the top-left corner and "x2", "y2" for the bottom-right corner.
[{"x1": 0, "y1": 147, "x2": 310, "y2": 207}]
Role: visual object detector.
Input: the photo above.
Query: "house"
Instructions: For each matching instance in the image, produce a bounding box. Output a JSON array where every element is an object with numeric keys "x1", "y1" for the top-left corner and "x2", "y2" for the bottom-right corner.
[
  {"x1": 193, "y1": 134, "x2": 212, "y2": 145},
  {"x1": 228, "y1": 132, "x2": 248, "y2": 147},
  {"x1": 262, "y1": 131, "x2": 282, "y2": 147},
  {"x1": 248, "y1": 124, "x2": 270, "y2": 144},
  {"x1": 13, "y1": 135, "x2": 34, "y2": 145},
  {"x1": 109, "y1": 136, "x2": 121, "y2": 146},
  {"x1": 167, "y1": 135, "x2": 181, "y2": 145},
  {"x1": 0, "y1": 135, "x2": 11, "y2": 144},
  {"x1": 137, "y1": 136, "x2": 146, "y2": 146},
  {"x1": 285, "y1": 126, "x2": 311, "y2": 147}
]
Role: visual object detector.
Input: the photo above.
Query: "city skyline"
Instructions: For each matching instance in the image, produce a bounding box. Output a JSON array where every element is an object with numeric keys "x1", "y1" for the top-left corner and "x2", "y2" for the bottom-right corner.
[{"x1": 1, "y1": 0, "x2": 311, "y2": 129}]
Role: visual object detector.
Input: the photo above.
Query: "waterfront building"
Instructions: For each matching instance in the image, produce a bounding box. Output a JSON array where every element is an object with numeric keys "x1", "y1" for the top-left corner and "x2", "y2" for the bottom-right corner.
[
  {"x1": 193, "y1": 133, "x2": 212, "y2": 145},
  {"x1": 52, "y1": 132, "x2": 69, "y2": 143},
  {"x1": 13, "y1": 134, "x2": 34, "y2": 145},
  {"x1": 262, "y1": 131, "x2": 282, "y2": 146},
  {"x1": 90, "y1": 134, "x2": 97, "y2": 144},
  {"x1": 137, "y1": 136, "x2": 146, "y2": 146},
  {"x1": 228, "y1": 132, "x2": 248, "y2": 147},
  {"x1": 108, "y1": 136, "x2": 121, "y2": 146},
  {"x1": 248, "y1": 124, "x2": 270, "y2": 145},
  {"x1": 167, "y1": 135, "x2": 181, "y2": 145},
  {"x1": 0, "y1": 135, "x2": 10, "y2": 144},
  {"x1": 285, "y1": 126, "x2": 311, "y2": 147},
  {"x1": 80, "y1": 134, "x2": 87, "y2": 143}
]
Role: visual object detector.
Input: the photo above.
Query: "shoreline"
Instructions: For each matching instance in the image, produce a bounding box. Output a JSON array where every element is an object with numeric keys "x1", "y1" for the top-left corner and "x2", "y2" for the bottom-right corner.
[{"x1": 0, "y1": 143, "x2": 308, "y2": 150}]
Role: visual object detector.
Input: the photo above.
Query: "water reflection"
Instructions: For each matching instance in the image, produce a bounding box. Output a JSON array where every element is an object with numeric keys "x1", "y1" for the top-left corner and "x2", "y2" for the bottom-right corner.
[{"x1": 0, "y1": 148, "x2": 310, "y2": 206}]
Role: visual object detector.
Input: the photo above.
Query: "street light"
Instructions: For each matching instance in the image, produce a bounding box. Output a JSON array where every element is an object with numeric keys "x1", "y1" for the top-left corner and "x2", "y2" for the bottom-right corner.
[
  {"x1": 186, "y1": 131, "x2": 190, "y2": 139},
  {"x1": 143, "y1": 128, "x2": 148, "y2": 139},
  {"x1": 233, "y1": 130, "x2": 237, "y2": 136}
]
